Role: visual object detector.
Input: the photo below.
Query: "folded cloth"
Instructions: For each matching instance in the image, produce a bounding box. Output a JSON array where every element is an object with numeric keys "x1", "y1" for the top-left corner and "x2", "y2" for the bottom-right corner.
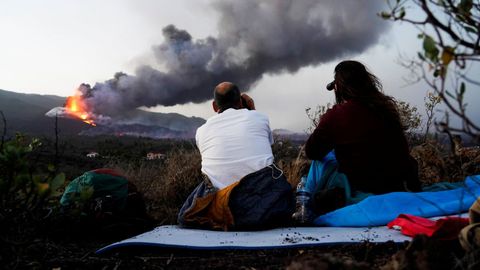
[{"x1": 387, "y1": 214, "x2": 469, "y2": 240}]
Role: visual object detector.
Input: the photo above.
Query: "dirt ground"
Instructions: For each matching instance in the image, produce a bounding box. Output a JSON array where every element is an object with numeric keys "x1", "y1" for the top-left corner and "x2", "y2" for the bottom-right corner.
[
  {"x1": 41, "y1": 238, "x2": 402, "y2": 269},
  {"x1": 2, "y1": 208, "x2": 475, "y2": 270},
  {"x1": 2, "y1": 200, "x2": 477, "y2": 269},
  {"x1": 12, "y1": 231, "x2": 466, "y2": 270}
]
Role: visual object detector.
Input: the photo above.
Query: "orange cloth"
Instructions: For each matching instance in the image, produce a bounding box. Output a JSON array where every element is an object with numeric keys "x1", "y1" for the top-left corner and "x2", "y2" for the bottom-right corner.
[{"x1": 183, "y1": 181, "x2": 240, "y2": 231}]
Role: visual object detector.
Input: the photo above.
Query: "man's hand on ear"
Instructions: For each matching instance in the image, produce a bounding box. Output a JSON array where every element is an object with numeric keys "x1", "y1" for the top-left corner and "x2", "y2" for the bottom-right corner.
[{"x1": 241, "y1": 93, "x2": 255, "y2": 110}]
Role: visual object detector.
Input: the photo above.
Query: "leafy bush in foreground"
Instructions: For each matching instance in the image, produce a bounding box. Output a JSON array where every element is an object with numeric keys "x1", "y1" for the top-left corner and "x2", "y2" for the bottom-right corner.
[{"x1": 0, "y1": 133, "x2": 66, "y2": 267}]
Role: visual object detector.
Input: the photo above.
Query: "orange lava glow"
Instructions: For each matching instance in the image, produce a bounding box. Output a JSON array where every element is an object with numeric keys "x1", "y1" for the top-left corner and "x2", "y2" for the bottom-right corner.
[{"x1": 65, "y1": 92, "x2": 96, "y2": 126}]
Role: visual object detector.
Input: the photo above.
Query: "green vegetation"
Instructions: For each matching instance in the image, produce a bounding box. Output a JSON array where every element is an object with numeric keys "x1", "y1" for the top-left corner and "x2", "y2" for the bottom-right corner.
[
  {"x1": 0, "y1": 133, "x2": 65, "y2": 218},
  {"x1": 381, "y1": 0, "x2": 480, "y2": 140},
  {"x1": 0, "y1": 133, "x2": 66, "y2": 267}
]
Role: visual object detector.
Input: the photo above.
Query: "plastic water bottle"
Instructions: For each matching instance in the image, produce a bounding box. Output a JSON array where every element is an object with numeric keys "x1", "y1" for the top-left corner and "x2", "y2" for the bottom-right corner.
[{"x1": 292, "y1": 176, "x2": 313, "y2": 224}]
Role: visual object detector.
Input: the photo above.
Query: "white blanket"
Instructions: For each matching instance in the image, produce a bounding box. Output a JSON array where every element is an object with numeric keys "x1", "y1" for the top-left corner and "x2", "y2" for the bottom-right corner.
[{"x1": 96, "y1": 225, "x2": 410, "y2": 254}]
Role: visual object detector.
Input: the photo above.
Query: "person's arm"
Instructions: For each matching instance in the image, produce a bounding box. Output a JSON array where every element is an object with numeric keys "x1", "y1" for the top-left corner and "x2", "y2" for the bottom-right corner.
[
  {"x1": 305, "y1": 111, "x2": 334, "y2": 160},
  {"x1": 195, "y1": 126, "x2": 203, "y2": 151},
  {"x1": 267, "y1": 121, "x2": 274, "y2": 145},
  {"x1": 244, "y1": 94, "x2": 272, "y2": 144}
]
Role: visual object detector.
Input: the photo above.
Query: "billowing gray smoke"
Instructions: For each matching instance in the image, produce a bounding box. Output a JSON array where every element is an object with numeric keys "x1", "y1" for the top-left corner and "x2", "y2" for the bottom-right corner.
[{"x1": 83, "y1": 0, "x2": 389, "y2": 115}]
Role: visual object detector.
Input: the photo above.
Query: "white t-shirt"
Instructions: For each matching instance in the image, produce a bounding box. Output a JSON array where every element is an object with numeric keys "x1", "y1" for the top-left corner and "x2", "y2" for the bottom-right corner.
[{"x1": 195, "y1": 108, "x2": 274, "y2": 189}]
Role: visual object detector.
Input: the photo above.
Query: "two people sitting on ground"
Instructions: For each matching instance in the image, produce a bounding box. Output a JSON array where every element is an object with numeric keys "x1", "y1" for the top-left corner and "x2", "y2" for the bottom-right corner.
[{"x1": 178, "y1": 60, "x2": 422, "y2": 230}]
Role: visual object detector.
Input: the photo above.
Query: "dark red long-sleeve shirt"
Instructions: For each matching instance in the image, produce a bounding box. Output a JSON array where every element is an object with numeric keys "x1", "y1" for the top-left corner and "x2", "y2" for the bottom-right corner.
[{"x1": 305, "y1": 100, "x2": 421, "y2": 194}]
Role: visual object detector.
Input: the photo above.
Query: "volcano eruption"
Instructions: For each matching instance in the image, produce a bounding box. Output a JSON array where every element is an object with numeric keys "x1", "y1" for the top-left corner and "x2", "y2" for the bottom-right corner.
[{"x1": 45, "y1": 0, "x2": 388, "y2": 138}]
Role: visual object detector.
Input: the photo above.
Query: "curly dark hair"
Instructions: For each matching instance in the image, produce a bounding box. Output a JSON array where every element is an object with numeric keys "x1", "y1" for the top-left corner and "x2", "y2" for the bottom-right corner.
[{"x1": 333, "y1": 60, "x2": 405, "y2": 131}]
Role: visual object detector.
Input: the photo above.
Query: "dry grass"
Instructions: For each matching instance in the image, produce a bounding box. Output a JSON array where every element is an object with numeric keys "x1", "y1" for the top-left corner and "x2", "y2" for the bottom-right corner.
[
  {"x1": 105, "y1": 140, "x2": 311, "y2": 224},
  {"x1": 277, "y1": 145, "x2": 310, "y2": 188},
  {"x1": 108, "y1": 149, "x2": 202, "y2": 224},
  {"x1": 411, "y1": 140, "x2": 480, "y2": 185}
]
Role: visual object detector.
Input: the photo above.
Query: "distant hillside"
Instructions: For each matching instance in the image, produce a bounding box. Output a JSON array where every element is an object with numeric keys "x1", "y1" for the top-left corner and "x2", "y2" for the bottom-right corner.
[
  {"x1": 273, "y1": 129, "x2": 308, "y2": 142},
  {"x1": 114, "y1": 110, "x2": 205, "y2": 133},
  {"x1": 0, "y1": 89, "x2": 205, "y2": 138},
  {"x1": 0, "y1": 89, "x2": 86, "y2": 136}
]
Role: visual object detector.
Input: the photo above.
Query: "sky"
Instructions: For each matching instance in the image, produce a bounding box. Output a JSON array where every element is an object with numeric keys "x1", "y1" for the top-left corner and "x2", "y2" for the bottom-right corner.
[{"x1": 0, "y1": 0, "x2": 478, "y2": 133}]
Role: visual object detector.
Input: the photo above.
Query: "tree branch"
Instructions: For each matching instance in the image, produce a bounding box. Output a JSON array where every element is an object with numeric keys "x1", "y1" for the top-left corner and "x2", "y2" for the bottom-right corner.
[{"x1": 419, "y1": 0, "x2": 478, "y2": 50}]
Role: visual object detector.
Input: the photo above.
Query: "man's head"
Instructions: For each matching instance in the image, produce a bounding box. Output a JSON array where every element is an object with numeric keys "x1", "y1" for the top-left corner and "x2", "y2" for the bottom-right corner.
[{"x1": 213, "y1": 82, "x2": 242, "y2": 113}]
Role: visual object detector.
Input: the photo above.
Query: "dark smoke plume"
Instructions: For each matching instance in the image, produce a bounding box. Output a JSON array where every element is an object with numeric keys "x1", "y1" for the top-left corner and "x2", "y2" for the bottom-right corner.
[{"x1": 83, "y1": 0, "x2": 389, "y2": 115}]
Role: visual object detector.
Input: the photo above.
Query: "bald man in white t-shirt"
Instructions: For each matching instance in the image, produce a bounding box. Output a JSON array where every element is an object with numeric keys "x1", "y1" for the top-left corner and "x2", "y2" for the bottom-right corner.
[
  {"x1": 178, "y1": 82, "x2": 294, "y2": 230},
  {"x1": 195, "y1": 82, "x2": 275, "y2": 189}
]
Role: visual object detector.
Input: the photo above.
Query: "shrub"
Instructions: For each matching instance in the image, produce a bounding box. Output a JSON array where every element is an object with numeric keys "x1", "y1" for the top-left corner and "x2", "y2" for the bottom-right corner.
[
  {"x1": 0, "y1": 134, "x2": 65, "y2": 220},
  {"x1": 0, "y1": 133, "x2": 66, "y2": 268}
]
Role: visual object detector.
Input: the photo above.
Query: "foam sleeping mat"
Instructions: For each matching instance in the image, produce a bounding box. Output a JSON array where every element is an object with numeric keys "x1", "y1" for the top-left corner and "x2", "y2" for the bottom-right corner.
[{"x1": 96, "y1": 225, "x2": 410, "y2": 254}]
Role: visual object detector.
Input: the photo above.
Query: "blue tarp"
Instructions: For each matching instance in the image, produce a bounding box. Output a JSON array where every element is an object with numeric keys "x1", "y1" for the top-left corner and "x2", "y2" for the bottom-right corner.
[
  {"x1": 314, "y1": 175, "x2": 480, "y2": 227},
  {"x1": 306, "y1": 151, "x2": 372, "y2": 205}
]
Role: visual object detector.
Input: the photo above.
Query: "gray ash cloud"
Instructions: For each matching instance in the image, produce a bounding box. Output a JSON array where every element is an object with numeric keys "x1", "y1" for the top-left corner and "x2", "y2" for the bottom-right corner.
[{"x1": 82, "y1": 0, "x2": 389, "y2": 115}]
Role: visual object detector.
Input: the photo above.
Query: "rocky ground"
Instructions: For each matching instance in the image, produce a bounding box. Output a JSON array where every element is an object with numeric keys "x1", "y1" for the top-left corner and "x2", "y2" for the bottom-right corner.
[{"x1": 8, "y1": 231, "x2": 473, "y2": 270}]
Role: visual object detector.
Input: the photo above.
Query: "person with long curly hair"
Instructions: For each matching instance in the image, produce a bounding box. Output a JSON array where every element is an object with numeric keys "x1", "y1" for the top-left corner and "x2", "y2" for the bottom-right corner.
[{"x1": 304, "y1": 60, "x2": 421, "y2": 215}]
